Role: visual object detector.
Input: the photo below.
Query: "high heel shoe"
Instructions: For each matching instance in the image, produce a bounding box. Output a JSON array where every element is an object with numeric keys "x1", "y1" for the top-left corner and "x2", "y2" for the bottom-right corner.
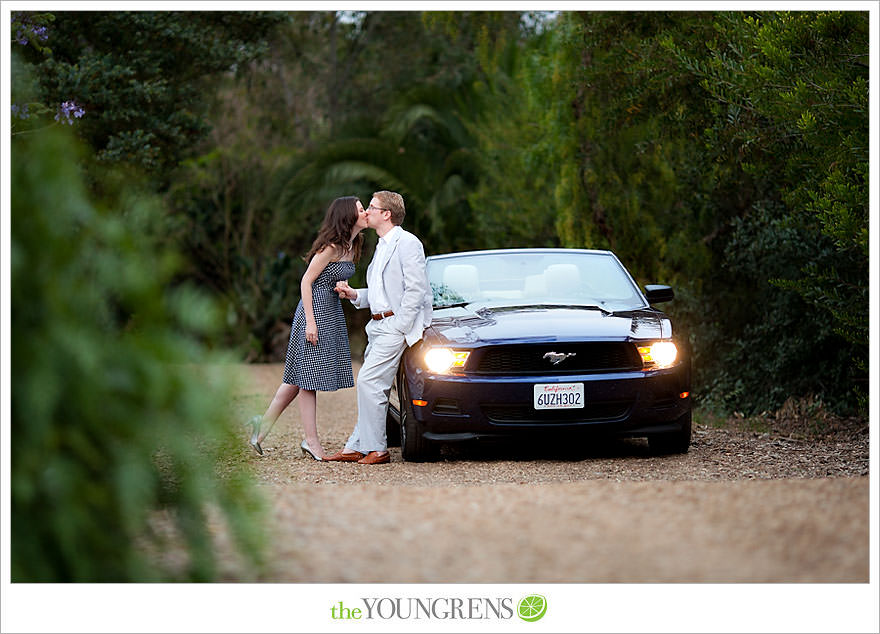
[
  {"x1": 301, "y1": 439, "x2": 323, "y2": 461},
  {"x1": 245, "y1": 416, "x2": 263, "y2": 456}
]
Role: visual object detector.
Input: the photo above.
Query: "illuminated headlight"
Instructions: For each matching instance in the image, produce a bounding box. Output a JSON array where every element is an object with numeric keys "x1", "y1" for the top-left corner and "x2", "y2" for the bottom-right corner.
[
  {"x1": 637, "y1": 341, "x2": 678, "y2": 369},
  {"x1": 424, "y1": 348, "x2": 470, "y2": 373}
]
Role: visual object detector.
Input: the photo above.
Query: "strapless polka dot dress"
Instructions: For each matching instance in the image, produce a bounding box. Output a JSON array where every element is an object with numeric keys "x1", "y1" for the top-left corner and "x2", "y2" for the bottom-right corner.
[{"x1": 283, "y1": 260, "x2": 356, "y2": 391}]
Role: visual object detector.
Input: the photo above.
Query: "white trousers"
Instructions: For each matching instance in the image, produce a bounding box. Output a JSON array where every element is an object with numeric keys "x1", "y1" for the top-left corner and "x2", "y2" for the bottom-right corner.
[{"x1": 344, "y1": 318, "x2": 408, "y2": 453}]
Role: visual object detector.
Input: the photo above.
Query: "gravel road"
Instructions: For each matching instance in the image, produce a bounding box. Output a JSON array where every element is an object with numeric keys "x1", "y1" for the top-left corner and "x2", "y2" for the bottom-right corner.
[{"x1": 214, "y1": 363, "x2": 869, "y2": 583}]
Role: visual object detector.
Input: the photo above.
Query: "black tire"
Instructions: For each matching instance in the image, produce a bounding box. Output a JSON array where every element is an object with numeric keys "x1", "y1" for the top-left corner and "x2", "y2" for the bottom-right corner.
[
  {"x1": 385, "y1": 374, "x2": 401, "y2": 446},
  {"x1": 648, "y1": 410, "x2": 692, "y2": 454},
  {"x1": 386, "y1": 401, "x2": 401, "y2": 448},
  {"x1": 398, "y1": 368, "x2": 437, "y2": 462}
]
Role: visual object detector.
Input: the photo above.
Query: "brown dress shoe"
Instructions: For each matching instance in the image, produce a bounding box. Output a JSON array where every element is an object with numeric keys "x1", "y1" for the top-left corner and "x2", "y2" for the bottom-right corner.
[
  {"x1": 358, "y1": 451, "x2": 391, "y2": 465},
  {"x1": 323, "y1": 450, "x2": 364, "y2": 462}
]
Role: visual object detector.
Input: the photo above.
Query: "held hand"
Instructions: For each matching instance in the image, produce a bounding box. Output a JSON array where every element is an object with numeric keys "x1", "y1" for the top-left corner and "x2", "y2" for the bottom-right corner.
[
  {"x1": 306, "y1": 322, "x2": 318, "y2": 345},
  {"x1": 334, "y1": 281, "x2": 356, "y2": 300}
]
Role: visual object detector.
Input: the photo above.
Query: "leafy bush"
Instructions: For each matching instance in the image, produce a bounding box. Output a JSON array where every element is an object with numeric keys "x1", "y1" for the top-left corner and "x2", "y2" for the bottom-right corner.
[
  {"x1": 22, "y1": 11, "x2": 289, "y2": 184},
  {"x1": 11, "y1": 124, "x2": 265, "y2": 581},
  {"x1": 502, "y1": 11, "x2": 868, "y2": 415}
]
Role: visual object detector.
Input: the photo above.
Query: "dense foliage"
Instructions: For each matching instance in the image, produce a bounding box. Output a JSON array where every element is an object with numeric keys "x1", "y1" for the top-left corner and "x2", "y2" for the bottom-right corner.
[
  {"x1": 468, "y1": 11, "x2": 868, "y2": 415},
  {"x1": 12, "y1": 11, "x2": 287, "y2": 185},
  {"x1": 165, "y1": 12, "x2": 504, "y2": 358},
  {"x1": 13, "y1": 10, "x2": 867, "y2": 442},
  {"x1": 11, "y1": 68, "x2": 265, "y2": 581}
]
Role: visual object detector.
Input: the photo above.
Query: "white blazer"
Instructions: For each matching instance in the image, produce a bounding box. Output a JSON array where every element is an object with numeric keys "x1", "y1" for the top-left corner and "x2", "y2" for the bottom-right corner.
[{"x1": 352, "y1": 228, "x2": 433, "y2": 347}]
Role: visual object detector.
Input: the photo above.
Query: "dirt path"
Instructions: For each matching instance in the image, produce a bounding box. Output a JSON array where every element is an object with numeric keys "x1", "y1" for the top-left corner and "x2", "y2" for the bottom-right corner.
[{"x1": 217, "y1": 363, "x2": 869, "y2": 583}]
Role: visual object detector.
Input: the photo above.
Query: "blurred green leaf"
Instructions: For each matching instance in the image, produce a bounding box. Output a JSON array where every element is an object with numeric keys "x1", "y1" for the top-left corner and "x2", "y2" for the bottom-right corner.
[{"x1": 11, "y1": 119, "x2": 266, "y2": 581}]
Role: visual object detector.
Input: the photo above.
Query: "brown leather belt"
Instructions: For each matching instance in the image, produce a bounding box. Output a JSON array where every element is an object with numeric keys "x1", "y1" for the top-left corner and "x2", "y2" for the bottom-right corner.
[{"x1": 371, "y1": 310, "x2": 394, "y2": 320}]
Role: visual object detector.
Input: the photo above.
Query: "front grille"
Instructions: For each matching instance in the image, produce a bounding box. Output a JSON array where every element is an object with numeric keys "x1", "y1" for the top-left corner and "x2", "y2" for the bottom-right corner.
[
  {"x1": 472, "y1": 342, "x2": 641, "y2": 375},
  {"x1": 482, "y1": 399, "x2": 633, "y2": 424}
]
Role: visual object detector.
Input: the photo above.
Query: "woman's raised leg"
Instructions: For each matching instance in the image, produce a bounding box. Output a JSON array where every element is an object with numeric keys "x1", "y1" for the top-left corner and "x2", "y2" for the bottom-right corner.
[{"x1": 255, "y1": 382, "x2": 300, "y2": 443}]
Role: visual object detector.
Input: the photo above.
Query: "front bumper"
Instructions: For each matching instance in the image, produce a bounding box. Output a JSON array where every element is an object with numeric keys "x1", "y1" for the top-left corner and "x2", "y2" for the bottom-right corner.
[{"x1": 401, "y1": 357, "x2": 691, "y2": 441}]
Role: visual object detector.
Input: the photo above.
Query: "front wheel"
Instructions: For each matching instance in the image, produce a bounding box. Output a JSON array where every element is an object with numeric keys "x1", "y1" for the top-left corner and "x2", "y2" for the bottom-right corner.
[
  {"x1": 648, "y1": 411, "x2": 692, "y2": 454},
  {"x1": 386, "y1": 410, "x2": 401, "y2": 447},
  {"x1": 398, "y1": 368, "x2": 437, "y2": 462},
  {"x1": 385, "y1": 376, "x2": 401, "y2": 447}
]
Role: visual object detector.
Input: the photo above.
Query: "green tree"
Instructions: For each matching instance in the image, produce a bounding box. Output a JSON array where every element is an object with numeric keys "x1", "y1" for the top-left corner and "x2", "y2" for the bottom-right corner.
[
  {"x1": 664, "y1": 11, "x2": 869, "y2": 411},
  {"x1": 165, "y1": 11, "x2": 508, "y2": 359},
  {"x1": 16, "y1": 10, "x2": 288, "y2": 186},
  {"x1": 477, "y1": 11, "x2": 867, "y2": 415},
  {"x1": 11, "y1": 115, "x2": 264, "y2": 581},
  {"x1": 459, "y1": 12, "x2": 564, "y2": 248}
]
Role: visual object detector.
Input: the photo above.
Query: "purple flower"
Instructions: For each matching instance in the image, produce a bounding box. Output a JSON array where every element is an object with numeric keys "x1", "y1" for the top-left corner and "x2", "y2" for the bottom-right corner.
[
  {"x1": 55, "y1": 100, "x2": 85, "y2": 125},
  {"x1": 11, "y1": 15, "x2": 48, "y2": 46},
  {"x1": 11, "y1": 103, "x2": 30, "y2": 120}
]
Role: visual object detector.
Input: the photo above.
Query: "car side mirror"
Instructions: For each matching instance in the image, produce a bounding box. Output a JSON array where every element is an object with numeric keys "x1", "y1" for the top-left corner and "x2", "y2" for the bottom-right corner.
[{"x1": 644, "y1": 284, "x2": 674, "y2": 304}]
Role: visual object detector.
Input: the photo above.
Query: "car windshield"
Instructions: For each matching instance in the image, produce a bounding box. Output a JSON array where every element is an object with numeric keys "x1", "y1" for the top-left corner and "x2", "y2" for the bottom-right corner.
[{"x1": 427, "y1": 250, "x2": 646, "y2": 312}]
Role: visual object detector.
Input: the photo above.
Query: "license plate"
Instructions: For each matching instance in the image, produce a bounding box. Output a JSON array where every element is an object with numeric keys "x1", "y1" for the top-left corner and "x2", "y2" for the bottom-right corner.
[{"x1": 533, "y1": 383, "x2": 584, "y2": 410}]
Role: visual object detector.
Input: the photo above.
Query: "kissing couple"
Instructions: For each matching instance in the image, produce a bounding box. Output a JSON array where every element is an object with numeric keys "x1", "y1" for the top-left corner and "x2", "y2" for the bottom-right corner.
[{"x1": 245, "y1": 190, "x2": 432, "y2": 464}]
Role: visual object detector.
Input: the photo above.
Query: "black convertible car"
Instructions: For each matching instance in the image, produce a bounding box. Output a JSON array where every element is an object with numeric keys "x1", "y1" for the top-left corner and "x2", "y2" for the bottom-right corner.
[{"x1": 386, "y1": 248, "x2": 691, "y2": 461}]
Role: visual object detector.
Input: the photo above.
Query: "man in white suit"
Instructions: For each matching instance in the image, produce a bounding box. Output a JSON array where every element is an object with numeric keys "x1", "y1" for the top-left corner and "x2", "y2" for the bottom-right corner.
[{"x1": 326, "y1": 190, "x2": 433, "y2": 464}]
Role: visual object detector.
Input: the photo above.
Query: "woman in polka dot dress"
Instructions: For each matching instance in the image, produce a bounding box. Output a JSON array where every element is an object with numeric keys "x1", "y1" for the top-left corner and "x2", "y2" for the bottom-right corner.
[{"x1": 246, "y1": 196, "x2": 367, "y2": 460}]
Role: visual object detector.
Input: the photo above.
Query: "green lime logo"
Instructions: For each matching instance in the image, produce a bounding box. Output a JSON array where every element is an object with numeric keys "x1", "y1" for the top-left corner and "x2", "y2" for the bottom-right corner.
[{"x1": 517, "y1": 595, "x2": 547, "y2": 622}]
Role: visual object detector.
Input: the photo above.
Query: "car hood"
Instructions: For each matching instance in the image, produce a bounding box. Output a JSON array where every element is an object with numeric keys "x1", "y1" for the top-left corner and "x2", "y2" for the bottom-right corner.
[{"x1": 427, "y1": 304, "x2": 672, "y2": 345}]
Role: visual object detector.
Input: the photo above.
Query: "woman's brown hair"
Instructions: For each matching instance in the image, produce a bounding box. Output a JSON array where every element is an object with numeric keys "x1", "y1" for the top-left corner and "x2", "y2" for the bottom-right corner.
[{"x1": 304, "y1": 196, "x2": 364, "y2": 263}]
